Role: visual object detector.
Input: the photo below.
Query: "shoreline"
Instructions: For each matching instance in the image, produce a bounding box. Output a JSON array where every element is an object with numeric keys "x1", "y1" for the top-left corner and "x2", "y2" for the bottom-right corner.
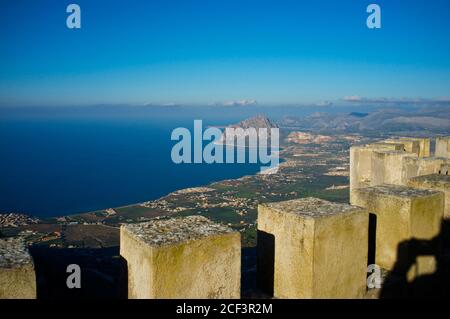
[
  {"x1": 44, "y1": 165, "x2": 282, "y2": 220},
  {"x1": 51, "y1": 155, "x2": 286, "y2": 220}
]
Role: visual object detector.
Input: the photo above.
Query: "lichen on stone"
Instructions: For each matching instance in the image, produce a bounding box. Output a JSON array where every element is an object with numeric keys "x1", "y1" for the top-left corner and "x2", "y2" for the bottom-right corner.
[
  {"x1": 122, "y1": 215, "x2": 235, "y2": 246},
  {"x1": 263, "y1": 197, "x2": 360, "y2": 218},
  {"x1": 358, "y1": 184, "x2": 440, "y2": 198},
  {"x1": 0, "y1": 237, "x2": 33, "y2": 269},
  {"x1": 409, "y1": 174, "x2": 450, "y2": 187}
]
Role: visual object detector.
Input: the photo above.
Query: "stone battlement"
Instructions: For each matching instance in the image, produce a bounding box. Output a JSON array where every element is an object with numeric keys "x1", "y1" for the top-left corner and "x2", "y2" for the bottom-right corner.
[
  {"x1": 436, "y1": 137, "x2": 450, "y2": 158},
  {"x1": 2, "y1": 136, "x2": 449, "y2": 300},
  {"x1": 261, "y1": 197, "x2": 363, "y2": 218},
  {"x1": 408, "y1": 174, "x2": 450, "y2": 219},
  {"x1": 350, "y1": 136, "x2": 449, "y2": 204},
  {"x1": 352, "y1": 184, "x2": 443, "y2": 278},
  {"x1": 120, "y1": 215, "x2": 241, "y2": 299},
  {"x1": 0, "y1": 238, "x2": 34, "y2": 268},
  {"x1": 121, "y1": 215, "x2": 235, "y2": 247},
  {"x1": 355, "y1": 184, "x2": 441, "y2": 199},
  {"x1": 258, "y1": 198, "x2": 368, "y2": 298},
  {"x1": 0, "y1": 238, "x2": 37, "y2": 299}
]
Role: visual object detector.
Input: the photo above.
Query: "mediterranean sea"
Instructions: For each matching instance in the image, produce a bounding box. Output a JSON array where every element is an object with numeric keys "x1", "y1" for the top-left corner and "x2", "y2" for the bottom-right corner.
[{"x1": 0, "y1": 106, "x2": 270, "y2": 217}]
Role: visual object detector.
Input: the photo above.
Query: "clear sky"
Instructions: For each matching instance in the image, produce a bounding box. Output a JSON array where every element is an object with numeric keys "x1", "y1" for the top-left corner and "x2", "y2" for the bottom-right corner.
[{"x1": 0, "y1": 0, "x2": 449, "y2": 106}]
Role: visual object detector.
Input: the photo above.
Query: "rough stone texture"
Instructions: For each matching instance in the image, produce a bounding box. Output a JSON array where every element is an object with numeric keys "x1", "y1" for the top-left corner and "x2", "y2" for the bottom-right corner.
[
  {"x1": 385, "y1": 138, "x2": 431, "y2": 157},
  {"x1": 370, "y1": 142, "x2": 405, "y2": 151},
  {"x1": 412, "y1": 138, "x2": 431, "y2": 157},
  {"x1": 350, "y1": 140, "x2": 437, "y2": 204},
  {"x1": 435, "y1": 137, "x2": 450, "y2": 158},
  {"x1": 350, "y1": 146, "x2": 373, "y2": 202},
  {"x1": 385, "y1": 139, "x2": 419, "y2": 156},
  {"x1": 257, "y1": 197, "x2": 368, "y2": 299},
  {"x1": 441, "y1": 163, "x2": 449, "y2": 175},
  {"x1": 350, "y1": 144, "x2": 413, "y2": 204},
  {"x1": 120, "y1": 216, "x2": 241, "y2": 299},
  {"x1": 350, "y1": 145, "x2": 396, "y2": 204},
  {"x1": 0, "y1": 238, "x2": 37, "y2": 299},
  {"x1": 402, "y1": 157, "x2": 446, "y2": 183},
  {"x1": 352, "y1": 185, "x2": 443, "y2": 279},
  {"x1": 370, "y1": 150, "x2": 417, "y2": 186},
  {"x1": 408, "y1": 174, "x2": 450, "y2": 219}
]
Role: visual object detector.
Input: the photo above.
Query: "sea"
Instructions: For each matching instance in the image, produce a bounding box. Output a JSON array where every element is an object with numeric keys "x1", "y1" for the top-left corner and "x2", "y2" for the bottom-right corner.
[
  {"x1": 0, "y1": 104, "x2": 380, "y2": 218},
  {"x1": 0, "y1": 105, "x2": 305, "y2": 217}
]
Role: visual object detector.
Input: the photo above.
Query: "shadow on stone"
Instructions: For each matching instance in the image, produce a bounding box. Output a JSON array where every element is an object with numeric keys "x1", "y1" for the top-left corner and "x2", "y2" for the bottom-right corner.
[
  {"x1": 29, "y1": 245, "x2": 127, "y2": 299},
  {"x1": 368, "y1": 213, "x2": 377, "y2": 266},
  {"x1": 256, "y1": 230, "x2": 275, "y2": 297},
  {"x1": 380, "y1": 219, "x2": 450, "y2": 298}
]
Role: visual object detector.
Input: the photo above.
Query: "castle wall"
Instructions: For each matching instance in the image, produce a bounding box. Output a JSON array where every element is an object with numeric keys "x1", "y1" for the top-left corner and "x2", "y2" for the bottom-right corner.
[
  {"x1": 384, "y1": 138, "x2": 431, "y2": 157},
  {"x1": 402, "y1": 157, "x2": 445, "y2": 184},
  {"x1": 350, "y1": 138, "x2": 444, "y2": 205},
  {"x1": 351, "y1": 185, "x2": 443, "y2": 279},
  {"x1": 120, "y1": 216, "x2": 241, "y2": 299},
  {"x1": 0, "y1": 238, "x2": 36, "y2": 299},
  {"x1": 257, "y1": 198, "x2": 368, "y2": 298},
  {"x1": 385, "y1": 139, "x2": 420, "y2": 156},
  {"x1": 408, "y1": 174, "x2": 450, "y2": 219},
  {"x1": 370, "y1": 151, "x2": 417, "y2": 186},
  {"x1": 350, "y1": 143, "x2": 404, "y2": 204},
  {"x1": 435, "y1": 137, "x2": 450, "y2": 158}
]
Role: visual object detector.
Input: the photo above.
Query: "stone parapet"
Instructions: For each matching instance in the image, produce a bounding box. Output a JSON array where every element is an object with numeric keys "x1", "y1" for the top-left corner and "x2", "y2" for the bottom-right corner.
[
  {"x1": 257, "y1": 197, "x2": 368, "y2": 298},
  {"x1": 120, "y1": 216, "x2": 241, "y2": 299},
  {"x1": 0, "y1": 238, "x2": 37, "y2": 299}
]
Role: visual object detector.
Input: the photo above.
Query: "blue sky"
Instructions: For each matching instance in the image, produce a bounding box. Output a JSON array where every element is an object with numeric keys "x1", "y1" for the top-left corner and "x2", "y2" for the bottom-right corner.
[{"x1": 0, "y1": 0, "x2": 449, "y2": 106}]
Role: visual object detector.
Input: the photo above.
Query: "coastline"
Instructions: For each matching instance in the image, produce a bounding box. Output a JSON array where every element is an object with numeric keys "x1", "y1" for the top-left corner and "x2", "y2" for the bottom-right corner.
[{"x1": 61, "y1": 159, "x2": 285, "y2": 220}]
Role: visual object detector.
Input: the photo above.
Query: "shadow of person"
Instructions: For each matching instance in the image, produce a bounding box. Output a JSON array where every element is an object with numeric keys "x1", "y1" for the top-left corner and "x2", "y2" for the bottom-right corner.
[{"x1": 380, "y1": 219, "x2": 450, "y2": 298}]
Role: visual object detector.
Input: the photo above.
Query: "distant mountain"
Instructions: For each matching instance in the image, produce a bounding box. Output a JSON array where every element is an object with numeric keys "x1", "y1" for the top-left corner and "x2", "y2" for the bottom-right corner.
[
  {"x1": 230, "y1": 115, "x2": 279, "y2": 130},
  {"x1": 279, "y1": 106, "x2": 450, "y2": 134},
  {"x1": 218, "y1": 115, "x2": 279, "y2": 145}
]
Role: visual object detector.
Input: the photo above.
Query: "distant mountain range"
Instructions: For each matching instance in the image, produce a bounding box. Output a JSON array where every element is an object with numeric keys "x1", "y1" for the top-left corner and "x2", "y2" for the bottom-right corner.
[{"x1": 279, "y1": 106, "x2": 450, "y2": 135}]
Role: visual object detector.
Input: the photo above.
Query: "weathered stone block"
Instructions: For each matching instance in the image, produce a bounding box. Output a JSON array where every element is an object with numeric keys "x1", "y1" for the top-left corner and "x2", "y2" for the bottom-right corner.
[
  {"x1": 0, "y1": 238, "x2": 37, "y2": 299},
  {"x1": 257, "y1": 197, "x2": 368, "y2": 299},
  {"x1": 408, "y1": 174, "x2": 450, "y2": 219},
  {"x1": 402, "y1": 157, "x2": 446, "y2": 183},
  {"x1": 350, "y1": 142, "x2": 407, "y2": 203},
  {"x1": 369, "y1": 142, "x2": 405, "y2": 151},
  {"x1": 435, "y1": 137, "x2": 450, "y2": 158},
  {"x1": 350, "y1": 146, "x2": 373, "y2": 196},
  {"x1": 385, "y1": 138, "x2": 431, "y2": 157},
  {"x1": 352, "y1": 185, "x2": 443, "y2": 277},
  {"x1": 370, "y1": 151, "x2": 417, "y2": 186},
  {"x1": 120, "y1": 216, "x2": 240, "y2": 299},
  {"x1": 385, "y1": 139, "x2": 420, "y2": 156},
  {"x1": 414, "y1": 138, "x2": 431, "y2": 157},
  {"x1": 440, "y1": 163, "x2": 449, "y2": 175},
  {"x1": 350, "y1": 144, "x2": 403, "y2": 204}
]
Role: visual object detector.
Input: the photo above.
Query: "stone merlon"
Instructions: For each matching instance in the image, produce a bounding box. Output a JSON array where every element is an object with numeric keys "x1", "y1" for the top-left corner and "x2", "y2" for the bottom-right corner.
[
  {"x1": 0, "y1": 238, "x2": 37, "y2": 299},
  {"x1": 258, "y1": 197, "x2": 368, "y2": 299},
  {"x1": 352, "y1": 185, "x2": 443, "y2": 278},
  {"x1": 120, "y1": 216, "x2": 241, "y2": 299},
  {"x1": 408, "y1": 174, "x2": 450, "y2": 219}
]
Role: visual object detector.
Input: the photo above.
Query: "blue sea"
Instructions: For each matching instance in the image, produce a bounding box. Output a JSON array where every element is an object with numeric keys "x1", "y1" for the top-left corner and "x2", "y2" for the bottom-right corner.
[
  {"x1": 0, "y1": 104, "x2": 380, "y2": 217},
  {"x1": 0, "y1": 105, "x2": 287, "y2": 217}
]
